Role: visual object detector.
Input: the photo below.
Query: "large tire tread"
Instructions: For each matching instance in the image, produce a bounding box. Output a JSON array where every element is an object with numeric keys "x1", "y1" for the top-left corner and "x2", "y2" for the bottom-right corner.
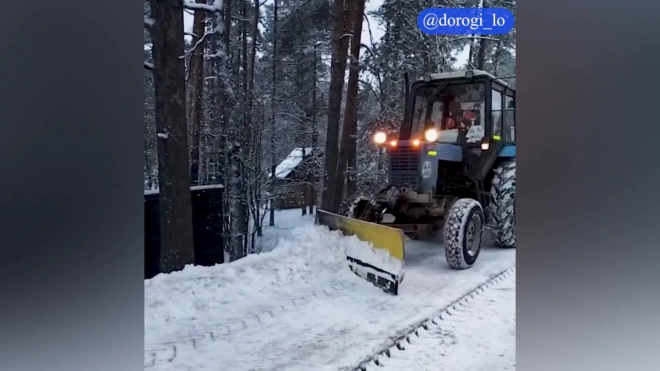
[
  {"x1": 490, "y1": 160, "x2": 516, "y2": 248},
  {"x1": 444, "y1": 199, "x2": 484, "y2": 269}
]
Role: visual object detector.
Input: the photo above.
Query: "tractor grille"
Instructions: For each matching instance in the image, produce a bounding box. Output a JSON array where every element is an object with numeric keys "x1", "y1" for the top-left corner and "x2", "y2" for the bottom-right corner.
[{"x1": 388, "y1": 145, "x2": 420, "y2": 188}]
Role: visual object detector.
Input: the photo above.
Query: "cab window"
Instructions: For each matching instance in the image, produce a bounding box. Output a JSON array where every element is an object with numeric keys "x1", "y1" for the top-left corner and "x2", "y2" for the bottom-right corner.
[
  {"x1": 504, "y1": 94, "x2": 515, "y2": 142},
  {"x1": 491, "y1": 88, "x2": 503, "y2": 139}
]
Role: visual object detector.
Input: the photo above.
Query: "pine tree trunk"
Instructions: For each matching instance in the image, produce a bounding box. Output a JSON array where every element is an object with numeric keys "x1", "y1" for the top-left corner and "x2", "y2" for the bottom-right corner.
[
  {"x1": 150, "y1": 0, "x2": 195, "y2": 272},
  {"x1": 291, "y1": 37, "x2": 307, "y2": 216},
  {"x1": 476, "y1": 1, "x2": 489, "y2": 70},
  {"x1": 250, "y1": 0, "x2": 262, "y2": 238},
  {"x1": 189, "y1": 0, "x2": 206, "y2": 186},
  {"x1": 227, "y1": 0, "x2": 250, "y2": 261},
  {"x1": 308, "y1": 43, "x2": 318, "y2": 215},
  {"x1": 477, "y1": 38, "x2": 487, "y2": 70},
  {"x1": 321, "y1": 0, "x2": 352, "y2": 213},
  {"x1": 334, "y1": 0, "x2": 363, "y2": 211},
  {"x1": 346, "y1": 131, "x2": 357, "y2": 197},
  {"x1": 218, "y1": 0, "x2": 233, "y2": 186},
  {"x1": 203, "y1": 19, "x2": 217, "y2": 184},
  {"x1": 220, "y1": 0, "x2": 233, "y2": 245},
  {"x1": 269, "y1": 0, "x2": 278, "y2": 226}
]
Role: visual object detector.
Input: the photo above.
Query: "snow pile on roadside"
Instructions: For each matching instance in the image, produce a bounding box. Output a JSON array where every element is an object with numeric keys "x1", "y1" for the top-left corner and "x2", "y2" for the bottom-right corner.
[{"x1": 145, "y1": 225, "x2": 372, "y2": 339}]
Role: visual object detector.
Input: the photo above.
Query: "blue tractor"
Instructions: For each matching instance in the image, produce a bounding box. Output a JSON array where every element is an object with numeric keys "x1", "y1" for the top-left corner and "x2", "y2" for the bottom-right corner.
[{"x1": 344, "y1": 69, "x2": 516, "y2": 270}]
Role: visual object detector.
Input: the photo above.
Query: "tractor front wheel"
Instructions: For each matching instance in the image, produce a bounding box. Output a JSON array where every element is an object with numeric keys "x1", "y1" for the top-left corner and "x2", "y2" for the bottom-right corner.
[{"x1": 444, "y1": 199, "x2": 484, "y2": 269}]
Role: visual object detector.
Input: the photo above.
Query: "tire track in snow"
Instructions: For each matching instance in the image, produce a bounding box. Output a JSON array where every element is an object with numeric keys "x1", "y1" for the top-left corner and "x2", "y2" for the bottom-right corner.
[
  {"x1": 144, "y1": 280, "x2": 358, "y2": 368},
  {"x1": 349, "y1": 267, "x2": 515, "y2": 371}
]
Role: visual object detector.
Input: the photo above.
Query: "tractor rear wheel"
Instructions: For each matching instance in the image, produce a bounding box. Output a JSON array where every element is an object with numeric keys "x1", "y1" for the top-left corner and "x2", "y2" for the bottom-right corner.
[
  {"x1": 489, "y1": 160, "x2": 516, "y2": 248},
  {"x1": 444, "y1": 199, "x2": 484, "y2": 269}
]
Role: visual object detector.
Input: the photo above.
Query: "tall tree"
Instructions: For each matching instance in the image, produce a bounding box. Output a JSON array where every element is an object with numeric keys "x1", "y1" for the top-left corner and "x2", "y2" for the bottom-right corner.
[
  {"x1": 308, "y1": 42, "x2": 319, "y2": 215},
  {"x1": 149, "y1": 0, "x2": 195, "y2": 272},
  {"x1": 188, "y1": 0, "x2": 207, "y2": 185},
  {"x1": 268, "y1": 0, "x2": 278, "y2": 226},
  {"x1": 321, "y1": 0, "x2": 353, "y2": 213},
  {"x1": 334, "y1": 0, "x2": 365, "y2": 210},
  {"x1": 475, "y1": 0, "x2": 488, "y2": 69},
  {"x1": 225, "y1": 0, "x2": 251, "y2": 260}
]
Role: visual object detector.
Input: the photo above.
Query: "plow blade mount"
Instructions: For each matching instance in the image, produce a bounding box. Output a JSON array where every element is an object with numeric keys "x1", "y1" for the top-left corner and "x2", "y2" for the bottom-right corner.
[{"x1": 316, "y1": 210, "x2": 405, "y2": 295}]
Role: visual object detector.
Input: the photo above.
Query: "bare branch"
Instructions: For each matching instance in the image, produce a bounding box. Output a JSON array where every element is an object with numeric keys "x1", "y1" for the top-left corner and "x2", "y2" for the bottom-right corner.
[
  {"x1": 358, "y1": 79, "x2": 384, "y2": 107},
  {"x1": 232, "y1": 15, "x2": 252, "y2": 22},
  {"x1": 360, "y1": 43, "x2": 375, "y2": 58}
]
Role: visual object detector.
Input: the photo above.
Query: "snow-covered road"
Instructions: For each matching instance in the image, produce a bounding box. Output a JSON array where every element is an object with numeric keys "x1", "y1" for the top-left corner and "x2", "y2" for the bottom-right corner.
[
  {"x1": 357, "y1": 268, "x2": 515, "y2": 371},
  {"x1": 145, "y1": 212, "x2": 515, "y2": 371}
]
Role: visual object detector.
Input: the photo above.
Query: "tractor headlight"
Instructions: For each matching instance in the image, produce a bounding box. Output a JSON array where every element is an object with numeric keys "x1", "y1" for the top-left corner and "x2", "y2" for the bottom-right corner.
[
  {"x1": 424, "y1": 128, "x2": 438, "y2": 142},
  {"x1": 374, "y1": 131, "x2": 387, "y2": 144}
]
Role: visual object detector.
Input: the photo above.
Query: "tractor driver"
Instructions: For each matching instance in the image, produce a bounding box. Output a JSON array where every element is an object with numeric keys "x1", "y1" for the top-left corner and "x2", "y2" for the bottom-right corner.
[{"x1": 442, "y1": 95, "x2": 472, "y2": 131}]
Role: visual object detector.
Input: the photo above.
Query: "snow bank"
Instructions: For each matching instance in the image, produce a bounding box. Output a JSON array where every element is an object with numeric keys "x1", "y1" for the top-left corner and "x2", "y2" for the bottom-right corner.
[
  {"x1": 146, "y1": 226, "x2": 350, "y2": 286},
  {"x1": 145, "y1": 221, "x2": 516, "y2": 370},
  {"x1": 145, "y1": 225, "x2": 373, "y2": 340}
]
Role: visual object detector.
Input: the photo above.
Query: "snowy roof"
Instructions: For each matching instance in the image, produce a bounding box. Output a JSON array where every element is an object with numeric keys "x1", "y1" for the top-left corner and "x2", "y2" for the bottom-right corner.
[
  {"x1": 423, "y1": 70, "x2": 512, "y2": 88},
  {"x1": 271, "y1": 147, "x2": 314, "y2": 179}
]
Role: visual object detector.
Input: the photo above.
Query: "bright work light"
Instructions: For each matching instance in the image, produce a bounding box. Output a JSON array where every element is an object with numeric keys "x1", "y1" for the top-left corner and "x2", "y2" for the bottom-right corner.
[
  {"x1": 374, "y1": 131, "x2": 387, "y2": 144},
  {"x1": 424, "y1": 129, "x2": 438, "y2": 142}
]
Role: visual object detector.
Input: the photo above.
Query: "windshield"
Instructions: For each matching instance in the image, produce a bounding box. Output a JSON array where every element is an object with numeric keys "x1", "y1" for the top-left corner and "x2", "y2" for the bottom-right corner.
[{"x1": 410, "y1": 82, "x2": 486, "y2": 144}]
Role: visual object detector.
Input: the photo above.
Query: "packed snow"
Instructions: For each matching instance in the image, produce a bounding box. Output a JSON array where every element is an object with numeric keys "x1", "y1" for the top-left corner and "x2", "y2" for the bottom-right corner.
[
  {"x1": 375, "y1": 269, "x2": 516, "y2": 371},
  {"x1": 145, "y1": 210, "x2": 515, "y2": 371}
]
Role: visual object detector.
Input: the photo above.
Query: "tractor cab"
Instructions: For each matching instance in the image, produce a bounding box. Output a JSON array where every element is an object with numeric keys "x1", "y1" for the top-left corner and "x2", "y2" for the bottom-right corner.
[
  {"x1": 402, "y1": 70, "x2": 515, "y2": 152},
  {"x1": 372, "y1": 70, "x2": 516, "y2": 190}
]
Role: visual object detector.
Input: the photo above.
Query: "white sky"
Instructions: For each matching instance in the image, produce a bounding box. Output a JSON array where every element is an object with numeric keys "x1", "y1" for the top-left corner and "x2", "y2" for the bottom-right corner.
[{"x1": 181, "y1": 0, "x2": 469, "y2": 68}]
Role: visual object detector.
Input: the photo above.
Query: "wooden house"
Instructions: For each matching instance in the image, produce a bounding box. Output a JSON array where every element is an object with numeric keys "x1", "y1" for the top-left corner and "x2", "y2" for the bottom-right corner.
[{"x1": 270, "y1": 147, "x2": 321, "y2": 210}]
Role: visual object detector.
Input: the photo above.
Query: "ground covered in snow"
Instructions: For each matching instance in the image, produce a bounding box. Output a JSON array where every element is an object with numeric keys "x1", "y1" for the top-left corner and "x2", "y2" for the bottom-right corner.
[
  {"x1": 370, "y1": 269, "x2": 515, "y2": 371},
  {"x1": 145, "y1": 210, "x2": 515, "y2": 371}
]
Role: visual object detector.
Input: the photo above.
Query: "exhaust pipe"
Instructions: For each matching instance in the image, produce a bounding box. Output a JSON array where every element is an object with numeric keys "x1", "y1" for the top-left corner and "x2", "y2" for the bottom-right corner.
[{"x1": 403, "y1": 72, "x2": 410, "y2": 106}]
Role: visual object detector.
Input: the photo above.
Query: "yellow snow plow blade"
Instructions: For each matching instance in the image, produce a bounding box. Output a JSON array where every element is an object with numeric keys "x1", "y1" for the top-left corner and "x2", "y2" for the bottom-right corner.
[{"x1": 316, "y1": 210, "x2": 405, "y2": 295}]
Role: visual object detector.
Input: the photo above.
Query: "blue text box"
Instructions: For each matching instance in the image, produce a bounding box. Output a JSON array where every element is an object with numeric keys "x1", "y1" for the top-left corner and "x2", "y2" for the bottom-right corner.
[{"x1": 418, "y1": 8, "x2": 515, "y2": 35}]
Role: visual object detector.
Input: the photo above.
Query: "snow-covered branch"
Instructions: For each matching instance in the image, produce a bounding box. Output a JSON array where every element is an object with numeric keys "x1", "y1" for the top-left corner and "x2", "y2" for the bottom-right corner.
[
  {"x1": 450, "y1": 36, "x2": 501, "y2": 42},
  {"x1": 144, "y1": 16, "x2": 154, "y2": 28},
  {"x1": 144, "y1": 61, "x2": 154, "y2": 71},
  {"x1": 181, "y1": 29, "x2": 216, "y2": 60},
  {"x1": 183, "y1": 0, "x2": 223, "y2": 12}
]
